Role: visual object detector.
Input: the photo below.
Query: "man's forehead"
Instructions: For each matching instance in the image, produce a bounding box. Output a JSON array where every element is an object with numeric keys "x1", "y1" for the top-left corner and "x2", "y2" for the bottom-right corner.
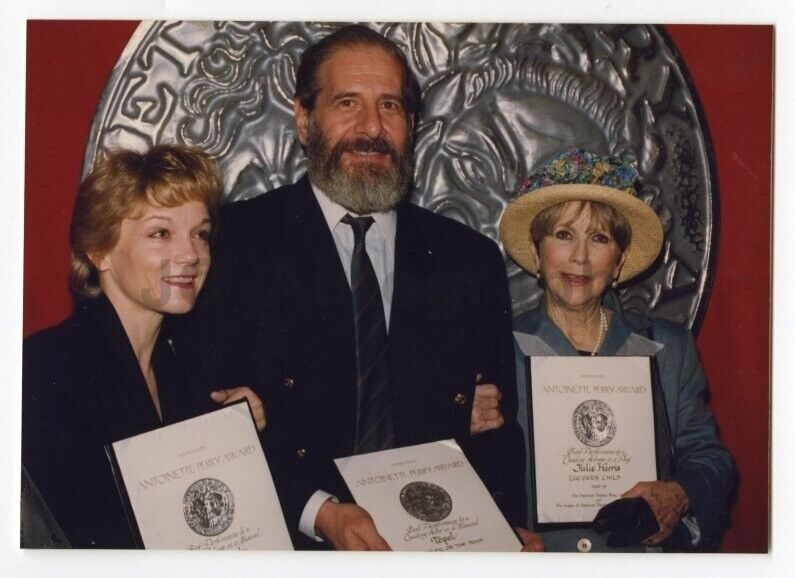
[
  {"x1": 324, "y1": 42, "x2": 399, "y2": 64},
  {"x1": 317, "y1": 44, "x2": 404, "y2": 91}
]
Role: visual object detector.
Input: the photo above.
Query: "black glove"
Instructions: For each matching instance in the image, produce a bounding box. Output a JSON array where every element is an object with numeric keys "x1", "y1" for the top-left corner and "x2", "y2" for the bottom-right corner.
[{"x1": 592, "y1": 497, "x2": 659, "y2": 548}]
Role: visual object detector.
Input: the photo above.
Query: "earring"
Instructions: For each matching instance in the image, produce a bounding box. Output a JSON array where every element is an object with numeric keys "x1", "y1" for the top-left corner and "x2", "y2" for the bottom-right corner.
[{"x1": 611, "y1": 279, "x2": 618, "y2": 289}]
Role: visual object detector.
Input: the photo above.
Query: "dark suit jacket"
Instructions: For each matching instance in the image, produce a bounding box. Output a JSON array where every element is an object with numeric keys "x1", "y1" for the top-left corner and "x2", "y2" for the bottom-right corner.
[
  {"x1": 185, "y1": 176, "x2": 526, "y2": 546},
  {"x1": 22, "y1": 295, "x2": 215, "y2": 548}
]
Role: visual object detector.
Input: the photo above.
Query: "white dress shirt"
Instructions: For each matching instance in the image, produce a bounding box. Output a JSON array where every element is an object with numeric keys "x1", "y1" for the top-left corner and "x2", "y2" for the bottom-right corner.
[{"x1": 298, "y1": 182, "x2": 397, "y2": 541}]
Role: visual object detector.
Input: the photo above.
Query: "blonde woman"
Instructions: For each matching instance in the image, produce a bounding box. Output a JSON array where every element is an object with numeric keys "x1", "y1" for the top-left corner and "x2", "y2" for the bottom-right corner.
[{"x1": 22, "y1": 145, "x2": 264, "y2": 548}]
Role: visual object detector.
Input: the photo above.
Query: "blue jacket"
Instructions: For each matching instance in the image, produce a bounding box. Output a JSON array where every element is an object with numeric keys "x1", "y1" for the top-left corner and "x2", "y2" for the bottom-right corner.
[{"x1": 513, "y1": 294, "x2": 735, "y2": 552}]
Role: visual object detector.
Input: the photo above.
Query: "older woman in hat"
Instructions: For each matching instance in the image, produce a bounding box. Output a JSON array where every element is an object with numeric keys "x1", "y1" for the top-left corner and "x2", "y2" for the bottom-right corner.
[
  {"x1": 500, "y1": 149, "x2": 734, "y2": 552},
  {"x1": 22, "y1": 145, "x2": 265, "y2": 548}
]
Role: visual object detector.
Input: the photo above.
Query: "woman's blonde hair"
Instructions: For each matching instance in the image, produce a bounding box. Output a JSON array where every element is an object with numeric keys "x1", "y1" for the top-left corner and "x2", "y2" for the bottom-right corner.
[{"x1": 69, "y1": 145, "x2": 223, "y2": 298}]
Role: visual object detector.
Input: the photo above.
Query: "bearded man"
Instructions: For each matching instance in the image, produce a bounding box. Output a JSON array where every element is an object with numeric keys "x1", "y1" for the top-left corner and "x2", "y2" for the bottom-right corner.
[{"x1": 190, "y1": 25, "x2": 532, "y2": 551}]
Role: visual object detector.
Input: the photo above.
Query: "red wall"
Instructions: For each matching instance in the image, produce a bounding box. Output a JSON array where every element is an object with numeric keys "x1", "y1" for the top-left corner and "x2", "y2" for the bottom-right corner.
[
  {"x1": 666, "y1": 25, "x2": 772, "y2": 554},
  {"x1": 23, "y1": 21, "x2": 772, "y2": 553},
  {"x1": 24, "y1": 20, "x2": 139, "y2": 333}
]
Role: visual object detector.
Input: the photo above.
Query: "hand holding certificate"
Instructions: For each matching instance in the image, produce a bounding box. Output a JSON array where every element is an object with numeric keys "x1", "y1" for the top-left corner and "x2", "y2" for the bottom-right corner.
[
  {"x1": 527, "y1": 356, "x2": 658, "y2": 529},
  {"x1": 334, "y1": 440, "x2": 521, "y2": 552},
  {"x1": 107, "y1": 401, "x2": 293, "y2": 550}
]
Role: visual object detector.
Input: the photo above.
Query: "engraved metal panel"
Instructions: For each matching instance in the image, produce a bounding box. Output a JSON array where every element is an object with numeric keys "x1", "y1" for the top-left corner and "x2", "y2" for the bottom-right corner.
[{"x1": 84, "y1": 22, "x2": 717, "y2": 331}]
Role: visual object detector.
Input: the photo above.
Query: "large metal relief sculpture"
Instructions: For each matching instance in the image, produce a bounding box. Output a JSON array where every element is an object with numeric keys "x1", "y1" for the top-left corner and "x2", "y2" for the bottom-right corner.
[{"x1": 84, "y1": 21, "x2": 717, "y2": 330}]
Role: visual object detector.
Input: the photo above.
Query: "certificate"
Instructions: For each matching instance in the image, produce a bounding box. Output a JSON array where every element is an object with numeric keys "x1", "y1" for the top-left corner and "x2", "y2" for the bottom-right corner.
[
  {"x1": 335, "y1": 440, "x2": 521, "y2": 552},
  {"x1": 107, "y1": 401, "x2": 293, "y2": 550},
  {"x1": 527, "y1": 356, "x2": 658, "y2": 529}
]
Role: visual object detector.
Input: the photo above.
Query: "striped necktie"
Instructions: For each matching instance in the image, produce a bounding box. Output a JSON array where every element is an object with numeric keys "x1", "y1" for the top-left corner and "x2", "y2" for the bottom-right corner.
[{"x1": 341, "y1": 214, "x2": 395, "y2": 453}]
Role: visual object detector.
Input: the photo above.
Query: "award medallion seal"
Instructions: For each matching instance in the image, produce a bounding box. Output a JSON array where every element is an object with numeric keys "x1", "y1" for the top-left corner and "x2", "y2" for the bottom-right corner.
[
  {"x1": 572, "y1": 400, "x2": 617, "y2": 448},
  {"x1": 183, "y1": 478, "x2": 235, "y2": 536},
  {"x1": 399, "y1": 481, "x2": 453, "y2": 522}
]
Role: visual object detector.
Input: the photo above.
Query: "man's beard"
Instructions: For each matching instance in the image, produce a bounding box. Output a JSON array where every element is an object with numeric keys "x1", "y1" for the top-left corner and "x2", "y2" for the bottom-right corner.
[{"x1": 304, "y1": 118, "x2": 413, "y2": 214}]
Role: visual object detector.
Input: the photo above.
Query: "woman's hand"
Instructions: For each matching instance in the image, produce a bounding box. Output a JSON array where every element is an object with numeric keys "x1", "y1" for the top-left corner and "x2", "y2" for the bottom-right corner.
[
  {"x1": 470, "y1": 374, "x2": 505, "y2": 434},
  {"x1": 515, "y1": 527, "x2": 544, "y2": 552},
  {"x1": 621, "y1": 480, "x2": 690, "y2": 545},
  {"x1": 210, "y1": 387, "x2": 266, "y2": 432}
]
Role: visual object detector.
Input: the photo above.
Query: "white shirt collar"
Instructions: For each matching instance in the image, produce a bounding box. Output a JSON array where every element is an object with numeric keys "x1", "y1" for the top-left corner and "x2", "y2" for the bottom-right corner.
[{"x1": 310, "y1": 180, "x2": 397, "y2": 248}]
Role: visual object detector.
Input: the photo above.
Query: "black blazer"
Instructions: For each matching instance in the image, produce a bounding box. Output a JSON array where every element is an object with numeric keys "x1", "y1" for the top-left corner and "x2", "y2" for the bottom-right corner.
[
  {"x1": 22, "y1": 295, "x2": 215, "y2": 548},
  {"x1": 183, "y1": 176, "x2": 527, "y2": 545}
]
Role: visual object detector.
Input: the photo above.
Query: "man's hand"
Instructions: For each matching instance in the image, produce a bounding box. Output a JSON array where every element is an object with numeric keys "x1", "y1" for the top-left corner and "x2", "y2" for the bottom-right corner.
[
  {"x1": 210, "y1": 387, "x2": 266, "y2": 432},
  {"x1": 314, "y1": 501, "x2": 391, "y2": 551},
  {"x1": 470, "y1": 374, "x2": 504, "y2": 435},
  {"x1": 515, "y1": 527, "x2": 544, "y2": 552},
  {"x1": 621, "y1": 480, "x2": 690, "y2": 545}
]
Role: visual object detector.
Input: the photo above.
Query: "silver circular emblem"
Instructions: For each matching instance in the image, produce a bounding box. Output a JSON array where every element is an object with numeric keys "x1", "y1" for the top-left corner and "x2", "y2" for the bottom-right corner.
[
  {"x1": 182, "y1": 478, "x2": 235, "y2": 536},
  {"x1": 572, "y1": 400, "x2": 617, "y2": 447},
  {"x1": 84, "y1": 22, "x2": 717, "y2": 331},
  {"x1": 399, "y1": 481, "x2": 453, "y2": 522}
]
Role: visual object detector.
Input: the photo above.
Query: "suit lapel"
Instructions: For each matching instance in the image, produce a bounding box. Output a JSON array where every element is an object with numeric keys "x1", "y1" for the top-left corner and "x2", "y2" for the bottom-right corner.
[
  {"x1": 77, "y1": 296, "x2": 162, "y2": 440},
  {"x1": 283, "y1": 177, "x2": 352, "y2": 317},
  {"x1": 513, "y1": 306, "x2": 580, "y2": 356},
  {"x1": 387, "y1": 204, "x2": 439, "y2": 442},
  {"x1": 282, "y1": 177, "x2": 357, "y2": 450},
  {"x1": 389, "y1": 203, "x2": 435, "y2": 356}
]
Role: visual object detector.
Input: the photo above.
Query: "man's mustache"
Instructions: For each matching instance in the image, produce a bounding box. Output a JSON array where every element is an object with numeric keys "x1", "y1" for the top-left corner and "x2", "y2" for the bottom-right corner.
[{"x1": 333, "y1": 137, "x2": 399, "y2": 160}]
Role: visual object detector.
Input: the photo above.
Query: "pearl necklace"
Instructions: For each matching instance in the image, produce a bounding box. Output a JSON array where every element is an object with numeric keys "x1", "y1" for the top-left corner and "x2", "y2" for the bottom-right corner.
[{"x1": 591, "y1": 307, "x2": 608, "y2": 356}]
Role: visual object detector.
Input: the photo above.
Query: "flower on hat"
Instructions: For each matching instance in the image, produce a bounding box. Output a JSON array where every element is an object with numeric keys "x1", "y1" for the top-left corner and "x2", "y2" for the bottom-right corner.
[{"x1": 519, "y1": 148, "x2": 639, "y2": 196}]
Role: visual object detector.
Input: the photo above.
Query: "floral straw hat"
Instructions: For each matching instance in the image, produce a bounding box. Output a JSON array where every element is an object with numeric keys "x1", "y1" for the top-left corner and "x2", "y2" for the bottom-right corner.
[{"x1": 499, "y1": 148, "x2": 664, "y2": 283}]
